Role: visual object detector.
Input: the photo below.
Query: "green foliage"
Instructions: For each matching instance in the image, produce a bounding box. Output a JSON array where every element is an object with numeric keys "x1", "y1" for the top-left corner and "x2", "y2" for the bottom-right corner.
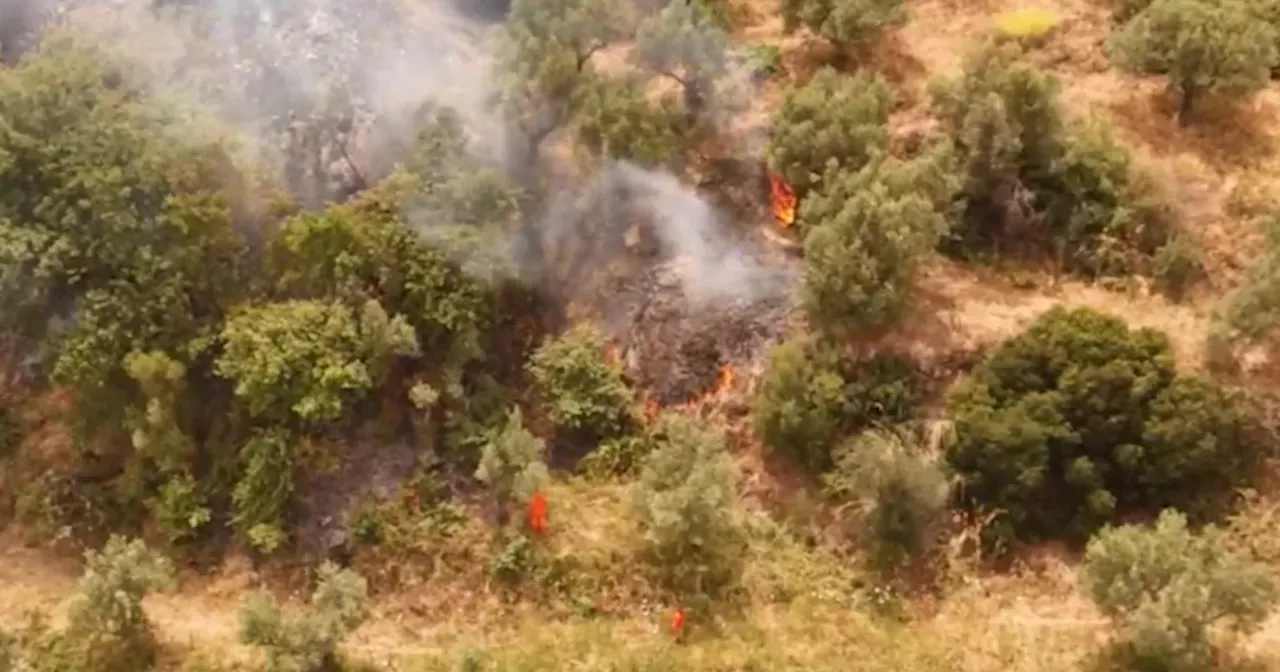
[
  {"x1": 1112, "y1": 0, "x2": 1155, "y2": 23},
  {"x1": 1110, "y1": 0, "x2": 1278, "y2": 124},
  {"x1": 492, "y1": 0, "x2": 633, "y2": 153},
  {"x1": 241, "y1": 562, "x2": 370, "y2": 672},
  {"x1": 232, "y1": 429, "x2": 295, "y2": 554},
  {"x1": 947, "y1": 307, "x2": 1258, "y2": 543},
  {"x1": 1082, "y1": 510, "x2": 1278, "y2": 671},
  {"x1": 578, "y1": 433, "x2": 654, "y2": 480},
  {"x1": 635, "y1": 0, "x2": 728, "y2": 111},
  {"x1": 217, "y1": 300, "x2": 418, "y2": 424},
  {"x1": 931, "y1": 44, "x2": 1168, "y2": 275},
  {"x1": 632, "y1": 413, "x2": 743, "y2": 599},
  {"x1": 824, "y1": 428, "x2": 950, "y2": 572},
  {"x1": 738, "y1": 43, "x2": 785, "y2": 80},
  {"x1": 571, "y1": 76, "x2": 686, "y2": 166},
  {"x1": 754, "y1": 335, "x2": 921, "y2": 470},
  {"x1": 780, "y1": 0, "x2": 906, "y2": 55},
  {"x1": 475, "y1": 408, "x2": 551, "y2": 517},
  {"x1": 800, "y1": 156, "x2": 948, "y2": 334},
  {"x1": 766, "y1": 69, "x2": 892, "y2": 197},
  {"x1": 148, "y1": 471, "x2": 211, "y2": 545},
  {"x1": 752, "y1": 336, "x2": 847, "y2": 470},
  {"x1": 1213, "y1": 215, "x2": 1280, "y2": 346},
  {"x1": 528, "y1": 324, "x2": 634, "y2": 439},
  {"x1": 24, "y1": 537, "x2": 175, "y2": 672}
]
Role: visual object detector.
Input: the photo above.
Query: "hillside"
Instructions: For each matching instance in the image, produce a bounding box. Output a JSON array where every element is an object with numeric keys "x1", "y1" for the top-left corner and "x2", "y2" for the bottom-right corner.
[{"x1": 1, "y1": 0, "x2": 1280, "y2": 671}]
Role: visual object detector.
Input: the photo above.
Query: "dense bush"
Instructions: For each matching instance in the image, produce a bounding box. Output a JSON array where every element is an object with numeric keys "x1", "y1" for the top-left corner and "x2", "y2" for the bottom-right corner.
[
  {"x1": 780, "y1": 0, "x2": 906, "y2": 58},
  {"x1": 766, "y1": 69, "x2": 892, "y2": 198},
  {"x1": 23, "y1": 537, "x2": 175, "y2": 672},
  {"x1": 1111, "y1": 0, "x2": 1277, "y2": 124},
  {"x1": 216, "y1": 300, "x2": 419, "y2": 425},
  {"x1": 947, "y1": 307, "x2": 1258, "y2": 543},
  {"x1": 753, "y1": 334, "x2": 920, "y2": 470},
  {"x1": 931, "y1": 44, "x2": 1170, "y2": 276},
  {"x1": 570, "y1": 75, "x2": 686, "y2": 166},
  {"x1": 824, "y1": 428, "x2": 950, "y2": 572},
  {"x1": 1213, "y1": 214, "x2": 1280, "y2": 348},
  {"x1": 232, "y1": 429, "x2": 296, "y2": 554},
  {"x1": 1082, "y1": 510, "x2": 1278, "y2": 671},
  {"x1": 632, "y1": 413, "x2": 743, "y2": 599},
  {"x1": 475, "y1": 408, "x2": 551, "y2": 523},
  {"x1": 241, "y1": 562, "x2": 370, "y2": 672},
  {"x1": 528, "y1": 324, "x2": 634, "y2": 440},
  {"x1": 800, "y1": 157, "x2": 948, "y2": 333}
]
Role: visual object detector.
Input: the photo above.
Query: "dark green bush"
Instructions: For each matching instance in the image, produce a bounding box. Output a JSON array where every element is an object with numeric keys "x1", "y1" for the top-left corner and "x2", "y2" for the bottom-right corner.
[
  {"x1": 947, "y1": 307, "x2": 1258, "y2": 543},
  {"x1": 767, "y1": 69, "x2": 892, "y2": 198},
  {"x1": 780, "y1": 0, "x2": 906, "y2": 58},
  {"x1": 1152, "y1": 234, "x2": 1204, "y2": 301},
  {"x1": 528, "y1": 323, "x2": 634, "y2": 440}
]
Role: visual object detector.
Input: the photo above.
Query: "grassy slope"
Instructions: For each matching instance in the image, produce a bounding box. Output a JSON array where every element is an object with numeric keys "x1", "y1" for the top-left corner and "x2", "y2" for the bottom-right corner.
[{"x1": 3, "y1": 0, "x2": 1280, "y2": 669}]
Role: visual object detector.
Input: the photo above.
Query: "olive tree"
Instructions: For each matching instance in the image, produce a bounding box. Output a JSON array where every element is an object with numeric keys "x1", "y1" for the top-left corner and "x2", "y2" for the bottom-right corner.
[
  {"x1": 634, "y1": 1, "x2": 729, "y2": 112},
  {"x1": 1110, "y1": 0, "x2": 1277, "y2": 124},
  {"x1": 780, "y1": 0, "x2": 906, "y2": 58}
]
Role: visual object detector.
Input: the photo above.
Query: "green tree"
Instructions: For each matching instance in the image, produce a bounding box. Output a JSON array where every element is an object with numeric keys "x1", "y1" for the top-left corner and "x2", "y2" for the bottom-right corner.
[
  {"x1": 780, "y1": 0, "x2": 906, "y2": 58},
  {"x1": 1082, "y1": 510, "x2": 1278, "y2": 671},
  {"x1": 241, "y1": 562, "x2": 370, "y2": 672},
  {"x1": 800, "y1": 158, "x2": 946, "y2": 334},
  {"x1": 1110, "y1": 0, "x2": 1278, "y2": 124},
  {"x1": 766, "y1": 69, "x2": 892, "y2": 197},
  {"x1": 634, "y1": 1, "x2": 729, "y2": 112},
  {"x1": 475, "y1": 408, "x2": 551, "y2": 521},
  {"x1": 231, "y1": 429, "x2": 295, "y2": 554},
  {"x1": 528, "y1": 324, "x2": 634, "y2": 440},
  {"x1": 492, "y1": 0, "x2": 633, "y2": 162},
  {"x1": 947, "y1": 307, "x2": 1259, "y2": 543},
  {"x1": 570, "y1": 76, "x2": 686, "y2": 166},
  {"x1": 216, "y1": 300, "x2": 418, "y2": 424},
  {"x1": 632, "y1": 413, "x2": 743, "y2": 598}
]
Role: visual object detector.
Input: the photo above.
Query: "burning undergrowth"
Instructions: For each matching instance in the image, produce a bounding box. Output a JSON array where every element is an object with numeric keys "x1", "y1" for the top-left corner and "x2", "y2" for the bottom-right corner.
[{"x1": 544, "y1": 162, "x2": 801, "y2": 408}]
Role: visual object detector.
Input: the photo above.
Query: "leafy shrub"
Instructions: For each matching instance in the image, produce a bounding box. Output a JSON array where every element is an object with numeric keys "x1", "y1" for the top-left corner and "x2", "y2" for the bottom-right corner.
[
  {"x1": 738, "y1": 43, "x2": 785, "y2": 81},
  {"x1": 241, "y1": 562, "x2": 370, "y2": 672},
  {"x1": 24, "y1": 537, "x2": 175, "y2": 672},
  {"x1": 947, "y1": 307, "x2": 1258, "y2": 543},
  {"x1": 824, "y1": 428, "x2": 950, "y2": 572},
  {"x1": 995, "y1": 9, "x2": 1061, "y2": 43},
  {"x1": 148, "y1": 471, "x2": 211, "y2": 545},
  {"x1": 1110, "y1": 0, "x2": 1277, "y2": 124},
  {"x1": 1082, "y1": 510, "x2": 1278, "y2": 671},
  {"x1": 475, "y1": 407, "x2": 550, "y2": 521},
  {"x1": 232, "y1": 429, "x2": 295, "y2": 554},
  {"x1": 1153, "y1": 235, "x2": 1204, "y2": 301},
  {"x1": 1213, "y1": 215, "x2": 1280, "y2": 347},
  {"x1": 800, "y1": 157, "x2": 947, "y2": 334},
  {"x1": 931, "y1": 44, "x2": 1169, "y2": 276},
  {"x1": 767, "y1": 69, "x2": 892, "y2": 197},
  {"x1": 217, "y1": 299, "x2": 418, "y2": 424},
  {"x1": 780, "y1": 0, "x2": 906, "y2": 57},
  {"x1": 578, "y1": 433, "x2": 654, "y2": 480},
  {"x1": 752, "y1": 336, "x2": 847, "y2": 469},
  {"x1": 755, "y1": 335, "x2": 921, "y2": 470},
  {"x1": 632, "y1": 413, "x2": 743, "y2": 599},
  {"x1": 528, "y1": 324, "x2": 634, "y2": 439}
]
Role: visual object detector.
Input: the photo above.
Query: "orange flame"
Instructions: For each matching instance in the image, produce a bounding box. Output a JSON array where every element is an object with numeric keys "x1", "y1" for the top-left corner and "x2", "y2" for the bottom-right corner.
[
  {"x1": 714, "y1": 363, "x2": 735, "y2": 396},
  {"x1": 767, "y1": 170, "x2": 797, "y2": 228},
  {"x1": 606, "y1": 346, "x2": 622, "y2": 367},
  {"x1": 529, "y1": 492, "x2": 548, "y2": 535}
]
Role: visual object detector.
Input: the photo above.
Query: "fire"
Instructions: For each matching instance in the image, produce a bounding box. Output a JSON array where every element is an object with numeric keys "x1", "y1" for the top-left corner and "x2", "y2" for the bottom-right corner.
[
  {"x1": 767, "y1": 169, "x2": 797, "y2": 228},
  {"x1": 606, "y1": 345, "x2": 622, "y2": 366},
  {"x1": 714, "y1": 363, "x2": 735, "y2": 396}
]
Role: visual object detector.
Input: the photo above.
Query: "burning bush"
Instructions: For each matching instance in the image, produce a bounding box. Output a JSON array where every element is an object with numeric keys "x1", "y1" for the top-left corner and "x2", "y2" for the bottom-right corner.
[{"x1": 947, "y1": 307, "x2": 1259, "y2": 544}]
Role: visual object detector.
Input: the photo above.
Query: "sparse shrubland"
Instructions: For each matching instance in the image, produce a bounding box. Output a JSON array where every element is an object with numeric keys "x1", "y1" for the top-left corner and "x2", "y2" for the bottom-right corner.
[
  {"x1": 948, "y1": 307, "x2": 1258, "y2": 544},
  {"x1": 1082, "y1": 510, "x2": 1278, "y2": 671}
]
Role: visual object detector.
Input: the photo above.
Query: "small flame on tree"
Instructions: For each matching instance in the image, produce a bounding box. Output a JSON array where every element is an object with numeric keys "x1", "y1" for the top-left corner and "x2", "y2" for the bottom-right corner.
[
  {"x1": 714, "y1": 363, "x2": 735, "y2": 396},
  {"x1": 767, "y1": 170, "x2": 797, "y2": 228}
]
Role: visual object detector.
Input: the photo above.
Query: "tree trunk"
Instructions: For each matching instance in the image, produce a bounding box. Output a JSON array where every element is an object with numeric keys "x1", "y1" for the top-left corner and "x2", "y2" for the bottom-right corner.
[{"x1": 1176, "y1": 84, "x2": 1197, "y2": 127}]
